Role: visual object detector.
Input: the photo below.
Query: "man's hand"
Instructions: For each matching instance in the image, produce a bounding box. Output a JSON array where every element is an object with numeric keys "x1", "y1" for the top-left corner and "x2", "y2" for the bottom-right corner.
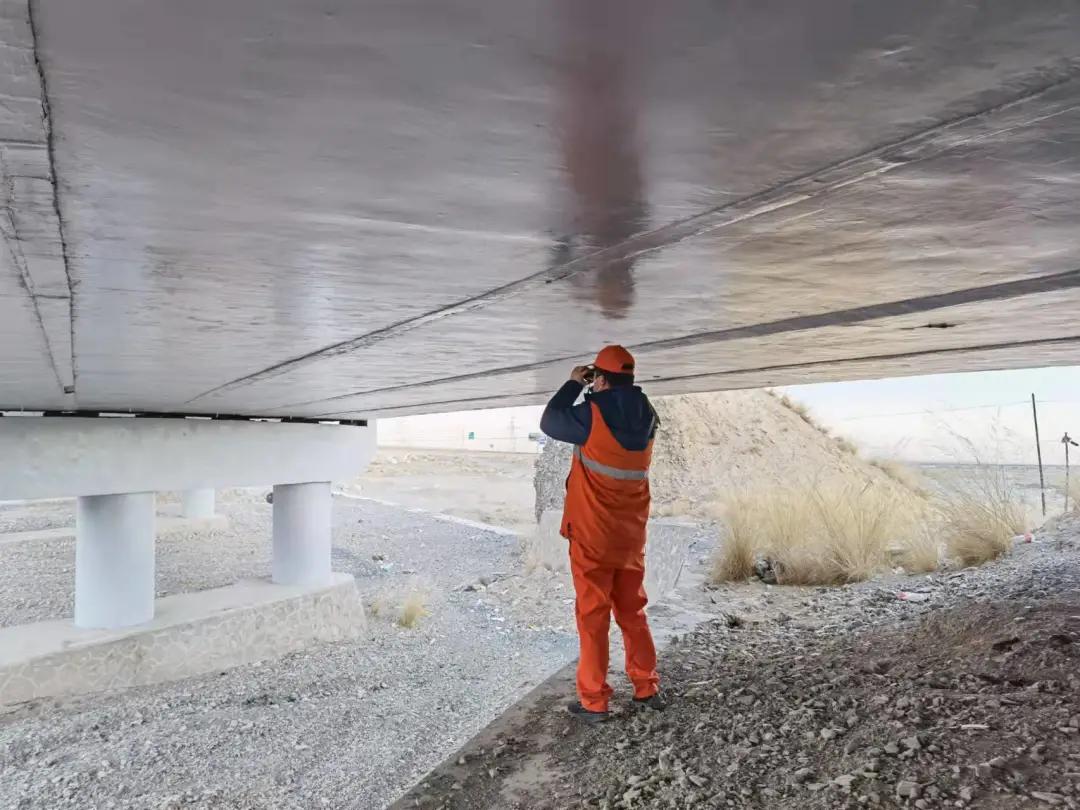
[{"x1": 570, "y1": 365, "x2": 592, "y2": 385}]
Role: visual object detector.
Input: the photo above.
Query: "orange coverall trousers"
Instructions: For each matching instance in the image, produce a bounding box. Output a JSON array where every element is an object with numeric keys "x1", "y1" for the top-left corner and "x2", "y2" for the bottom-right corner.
[{"x1": 570, "y1": 552, "x2": 659, "y2": 712}]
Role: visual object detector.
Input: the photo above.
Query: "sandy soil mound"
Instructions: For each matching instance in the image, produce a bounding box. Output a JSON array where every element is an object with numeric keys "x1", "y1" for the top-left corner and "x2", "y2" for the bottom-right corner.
[{"x1": 535, "y1": 389, "x2": 918, "y2": 520}]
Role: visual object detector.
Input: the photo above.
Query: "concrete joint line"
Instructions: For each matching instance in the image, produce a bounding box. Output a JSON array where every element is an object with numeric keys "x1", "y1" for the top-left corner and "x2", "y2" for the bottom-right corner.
[
  {"x1": 299, "y1": 265, "x2": 1080, "y2": 415},
  {"x1": 25, "y1": 0, "x2": 76, "y2": 398},
  {"x1": 1, "y1": 173, "x2": 71, "y2": 394}
]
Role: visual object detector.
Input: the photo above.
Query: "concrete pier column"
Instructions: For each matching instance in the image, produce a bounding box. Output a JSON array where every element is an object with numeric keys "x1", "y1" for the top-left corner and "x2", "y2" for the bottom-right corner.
[
  {"x1": 75, "y1": 492, "x2": 156, "y2": 629},
  {"x1": 181, "y1": 488, "x2": 216, "y2": 519},
  {"x1": 272, "y1": 482, "x2": 332, "y2": 586}
]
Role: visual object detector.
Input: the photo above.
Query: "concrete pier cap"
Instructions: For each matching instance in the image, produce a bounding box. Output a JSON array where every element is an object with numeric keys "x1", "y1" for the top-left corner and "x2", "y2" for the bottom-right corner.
[
  {"x1": 0, "y1": 416, "x2": 376, "y2": 630},
  {"x1": 0, "y1": 417, "x2": 375, "y2": 500}
]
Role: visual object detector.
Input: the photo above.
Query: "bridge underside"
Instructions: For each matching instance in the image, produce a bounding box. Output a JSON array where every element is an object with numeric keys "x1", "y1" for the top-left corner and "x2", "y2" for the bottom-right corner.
[{"x1": 1, "y1": 0, "x2": 1079, "y2": 420}]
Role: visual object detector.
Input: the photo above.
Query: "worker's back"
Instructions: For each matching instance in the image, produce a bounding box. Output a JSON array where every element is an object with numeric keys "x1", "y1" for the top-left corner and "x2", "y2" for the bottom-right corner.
[{"x1": 560, "y1": 384, "x2": 657, "y2": 569}]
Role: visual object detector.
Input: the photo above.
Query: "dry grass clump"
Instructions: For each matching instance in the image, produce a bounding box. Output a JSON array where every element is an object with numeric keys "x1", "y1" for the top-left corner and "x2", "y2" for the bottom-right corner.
[
  {"x1": 1068, "y1": 478, "x2": 1080, "y2": 513},
  {"x1": 870, "y1": 459, "x2": 930, "y2": 497},
  {"x1": 834, "y1": 436, "x2": 859, "y2": 456},
  {"x1": 776, "y1": 393, "x2": 818, "y2": 429},
  {"x1": 367, "y1": 594, "x2": 391, "y2": 619},
  {"x1": 941, "y1": 504, "x2": 1020, "y2": 567},
  {"x1": 895, "y1": 525, "x2": 941, "y2": 573},
  {"x1": 711, "y1": 494, "x2": 762, "y2": 582},
  {"x1": 368, "y1": 587, "x2": 431, "y2": 628},
  {"x1": 711, "y1": 481, "x2": 924, "y2": 586},
  {"x1": 772, "y1": 390, "x2": 859, "y2": 453},
  {"x1": 941, "y1": 486, "x2": 1023, "y2": 565},
  {"x1": 939, "y1": 468, "x2": 1026, "y2": 567},
  {"x1": 398, "y1": 588, "x2": 429, "y2": 628},
  {"x1": 931, "y1": 427, "x2": 1028, "y2": 567}
]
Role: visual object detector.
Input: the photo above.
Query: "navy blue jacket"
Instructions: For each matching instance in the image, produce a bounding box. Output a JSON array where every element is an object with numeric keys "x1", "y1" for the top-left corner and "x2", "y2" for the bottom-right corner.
[{"x1": 540, "y1": 381, "x2": 659, "y2": 450}]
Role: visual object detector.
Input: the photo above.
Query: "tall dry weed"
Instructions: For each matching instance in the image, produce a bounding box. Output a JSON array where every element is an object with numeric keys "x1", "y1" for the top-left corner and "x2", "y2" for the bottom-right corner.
[
  {"x1": 931, "y1": 429, "x2": 1028, "y2": 567},
  {"x1": 711, "y1": 481, "x2": 925, "y2": 586},
  {"x1": 398, "y1": 588, "x2": 429, "y2": 628},
  {"x1": 1067, "y1": 478, "x2": 1080, "y2": 513},
  {"x1": 711, "y1": 495, "x2": 769, "y2": 582},
  {"x1": 772, "y1": 391, "x2": 863, "y2": 452},
  {"x1": 776, "y1": 393, "x2": 821, "y2": 431},
  {"x1": 870, "y1": 459, "x2": 929, "y2": 498},
  {"x1": 938, "y1": 467, "x2": 1025, "y2": 567},
  {"x1": 833, "y1": 436, "x2": 859, "y2": 456},
  {"x1": 896, "y1": 524, "x2": 941, "y2": 573}
]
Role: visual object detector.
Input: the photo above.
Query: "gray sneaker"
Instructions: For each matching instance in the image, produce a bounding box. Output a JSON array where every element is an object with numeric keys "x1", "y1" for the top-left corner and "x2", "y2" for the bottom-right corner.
[
  {"x1": 632, "y1": 692, "x2": 667, "y2": 711},
  {"x1": 567, "y1": 701, "x2": 609, "y2": 723}
]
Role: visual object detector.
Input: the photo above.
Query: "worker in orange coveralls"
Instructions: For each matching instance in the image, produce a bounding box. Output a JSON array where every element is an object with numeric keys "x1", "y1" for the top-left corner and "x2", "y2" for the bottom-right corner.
[{"x1": 540, "y1": 345, "x2": 665, "y2": 720}]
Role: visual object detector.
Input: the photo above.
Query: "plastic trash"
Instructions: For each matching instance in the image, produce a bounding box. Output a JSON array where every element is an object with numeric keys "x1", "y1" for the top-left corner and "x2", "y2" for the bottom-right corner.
[{"x1": 897, "y1": 591, "x2": 931, "y2": 603}]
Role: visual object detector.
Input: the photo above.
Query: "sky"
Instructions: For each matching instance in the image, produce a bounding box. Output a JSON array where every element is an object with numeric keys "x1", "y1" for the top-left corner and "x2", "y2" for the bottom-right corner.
[
  {"x1": 379, "y1": 365, "x2": 1080, "y2": 465},
  {"x1": 776, "y1": 365, "x2": 1080, "y2": 465}
]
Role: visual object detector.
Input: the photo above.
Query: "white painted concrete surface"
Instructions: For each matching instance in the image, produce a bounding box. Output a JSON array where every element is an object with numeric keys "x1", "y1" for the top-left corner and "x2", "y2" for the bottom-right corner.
[
  {"x1": 75, "y1": 493, "x2": 156, "y2": 629},
  {"x1": 0, "y1": 574, "x2": 365, "y2": 706},
  {"x1": 181, "y1": 488, "x2": 216, "y2": 519},
  {"x1": 0, "y1": 418, "x2": 376, "y2": 500},
  {"x1": 272, "y1": 482, "x2": 332, "y2": 586}
]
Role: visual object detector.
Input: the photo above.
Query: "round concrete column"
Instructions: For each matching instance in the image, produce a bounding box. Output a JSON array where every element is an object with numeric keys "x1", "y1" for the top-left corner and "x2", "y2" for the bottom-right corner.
[
  {"x1": 75, "y1": 492, "x2": 156, "y2": 629},
  {"x1": 272, "y1": 482, "x2": 332, "y2": 586},
  {"x1": 181, "y1": 488, "x2": 216, "y2": 519}
]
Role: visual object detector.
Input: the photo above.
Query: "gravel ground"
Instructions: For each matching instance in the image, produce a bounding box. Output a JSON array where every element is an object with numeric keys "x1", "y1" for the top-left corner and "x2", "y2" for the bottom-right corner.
[
  {"x1": 396, "y1": 515, "x2": 1080, "y2": 809},
  {"x1": 7, "y1": 485, "x2": 1075, "y2": 810},
  {"x1": 0, "y1": 493, "x2": 583, "y2": 809},
  {"x1": 349, "y1": 450, "x2": 537, "y2": 537},
  {"x1": 0, "y1": 501, "x2": 76, "y2": 535}
]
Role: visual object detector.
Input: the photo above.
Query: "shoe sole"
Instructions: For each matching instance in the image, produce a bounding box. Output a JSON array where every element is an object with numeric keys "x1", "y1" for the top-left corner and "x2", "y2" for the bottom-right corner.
[{"x1": 567, "y1": 707, "x2": 609, "y2": 723}]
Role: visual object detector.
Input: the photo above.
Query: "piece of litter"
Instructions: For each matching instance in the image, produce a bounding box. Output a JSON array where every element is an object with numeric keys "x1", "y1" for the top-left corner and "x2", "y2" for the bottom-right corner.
[{"x1": 897, "y1": 591, "x2": 931, "y2": 603}]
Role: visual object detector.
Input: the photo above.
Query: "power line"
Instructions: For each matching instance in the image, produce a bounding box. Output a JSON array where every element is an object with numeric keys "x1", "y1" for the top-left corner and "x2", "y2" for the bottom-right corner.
[{"x1": 832, "y1": 399, "x2": 1079, "y2": 421}]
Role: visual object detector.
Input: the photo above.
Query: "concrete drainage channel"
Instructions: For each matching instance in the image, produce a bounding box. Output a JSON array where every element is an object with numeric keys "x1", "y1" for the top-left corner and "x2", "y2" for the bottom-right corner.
[{"x1": 0, "y1": 493, "x2": 709, "y2": 809}]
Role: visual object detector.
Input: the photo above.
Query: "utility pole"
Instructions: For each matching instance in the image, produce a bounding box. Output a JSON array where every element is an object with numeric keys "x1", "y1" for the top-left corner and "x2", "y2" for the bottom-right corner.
[{"x1": 1032, "y1": 395, "x2": 1046, "y2": 517}]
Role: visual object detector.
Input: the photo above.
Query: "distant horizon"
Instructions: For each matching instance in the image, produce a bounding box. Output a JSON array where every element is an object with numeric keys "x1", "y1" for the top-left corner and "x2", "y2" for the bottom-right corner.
[
  {"x1": 775, "y1": 365, "x2": 1080, "y2": 466},
  {"x1": 378, "y1": 365, "x2": 1080, "y2": 465}
]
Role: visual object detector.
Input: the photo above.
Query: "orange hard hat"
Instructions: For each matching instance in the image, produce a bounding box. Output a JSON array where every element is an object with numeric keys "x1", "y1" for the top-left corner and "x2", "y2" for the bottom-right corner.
[{"x1": 593, "y1": 345, "x2": 636, "y2": 375}]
